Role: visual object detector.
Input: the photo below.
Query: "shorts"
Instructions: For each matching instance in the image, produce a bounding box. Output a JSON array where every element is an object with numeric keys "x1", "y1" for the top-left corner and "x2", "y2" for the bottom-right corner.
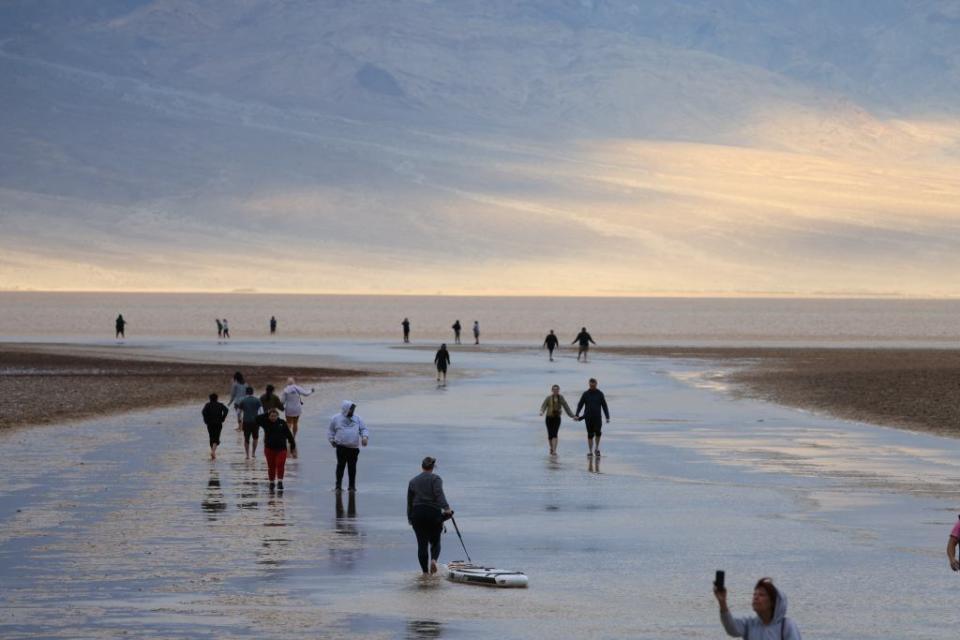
[
  {"x1": 234, "y1": 405, "x2": 242, "y2": 418},
  {"x1": 206, "y1": 423, "x2": 223, "y2": 446},
  {"x1": 243, "y1": 422, "x2": 259, "y2": 443},
  {"x1": 584, "y1": 417, "x2": 602, "y2": 437},
  {"x1": 436, "y1": 363, "x2": 447, "y2": 373},
  {"x1": 545, "y1": 416, "x2": 561, "y2": 439}
]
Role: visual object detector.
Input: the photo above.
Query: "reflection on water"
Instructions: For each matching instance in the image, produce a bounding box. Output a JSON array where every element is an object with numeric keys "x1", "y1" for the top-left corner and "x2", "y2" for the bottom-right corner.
[
  {"x1": 258, "y1": 495, "x2": 290, "y2": 569},
  {"x1": 236, "y1": 479, "x2": 261, "y2": 511},
  {"x1": 588, "y1": 456, "x2": 601, "y2": 474},
  {"x1": 201, "y1": 470, "x2": 226, "y2": 520},
  {"x1": 331, "y1": 492, "x2": 363, "y2": 570},
  {"x1": 407, "y1": 619, "x2": 443, "y2": 639}
]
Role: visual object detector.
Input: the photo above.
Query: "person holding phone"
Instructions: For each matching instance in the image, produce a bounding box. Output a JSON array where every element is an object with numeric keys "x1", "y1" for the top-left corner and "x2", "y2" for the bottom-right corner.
[{"x1": 713, "y1": 576, "x2": 801, "y2": 639}]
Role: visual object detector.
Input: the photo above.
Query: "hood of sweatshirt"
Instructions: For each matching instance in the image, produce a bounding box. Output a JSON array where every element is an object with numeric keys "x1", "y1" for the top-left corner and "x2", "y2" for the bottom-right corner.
[
  {"x1": 340, "y1": 400, "x2": 356, "y2": 416},
  {"x1": 772, "y1": 588, "x2": 788, "y2": 625}
]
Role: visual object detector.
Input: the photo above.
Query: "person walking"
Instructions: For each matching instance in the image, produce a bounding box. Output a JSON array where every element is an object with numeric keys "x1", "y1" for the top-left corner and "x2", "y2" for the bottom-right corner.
[
  {"x1": 407, "y1": 456, "x2": 453, "y2": 575},
  {"x1": 216, "y1": 318, "x2": 223, "y2": 339},
  {"x1": 402, "y1": 318, "x2": 411, "y2": 343},
  {"x1": 281, "y1": 377, "x2": 314, "y2": 436},
  {"x1": 238, "y1": 386, "x2": 263, "y2": 459},
  {"x1": 115, "y1": 314, "x2": 127, "y2": 339},
  {"x1": 543, "y1": 330, "x2": 559, "y2": 361},
  {"x1": 539, "y1": 384, "x2": 576, "y2": 455},
  {"x1": 257, "y1": 408, "x2": 297, "y2": 490},
  {"x1": 328, "y1": 400, "x2": 369, "y2": 492},
  {"x1": 228, "y1": 371, "x2": 246, "y2": 431},
  {"x1": 472, "y1": 320, "x2": 480, "y2": 345},
  {"x1": 713, "y1": 577, "x2": 801, "y2": 639},
  {"x1": 259, "y1": 384, "x2": 284, "y2": 416},
  {"x1": 452, "y1": 320, "x2": 462, "y2": 345},
  {"x1": 201, "y1": 393, "x2": 229, "y2": 460},
  {"x1": 575, "y1": 378, "x2": 610, "y2": 457},
  {"x1": 434, "y1": 343, "x2": 451, "y2": 385},
  {"x1": 269, "y1": 315, "x2": 277, "y2": 335},
  {"x1": 222, "y1": 318, "x2": 231, "y2": 339},
  {"x1": 947, "y1": 515, "x2": 960, "y2": 571},
  {"x1": 572, "y1": 327, "x2": 595, "y2": 362}
]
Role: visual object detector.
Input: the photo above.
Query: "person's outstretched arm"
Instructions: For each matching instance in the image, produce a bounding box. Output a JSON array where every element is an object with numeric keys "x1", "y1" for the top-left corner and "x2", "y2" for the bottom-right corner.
[
  {"x1": 561, "y1": 396, "x2": 575, "y2": 418},
  {"x1": 576, "y1": 393, "x2": 586, "y2": 417},
  {"x1": 601, "y1": 394, "x2": 610, "y2": 421},
  {"x1": 327, "y1": 417, "x2": 337, "y2": 446},
  {"x1": 589, "y1": 334, "x2": 596, "y2": 345},
  {"x1": 433, "y1": 476, "x2": 450, "y2": 511},
  {"x1": 715, "y1": 588, "x2": 746, "y2": 638},
  {"x1": 358, "y1": 417, "x2": 369, "y2": 446}
]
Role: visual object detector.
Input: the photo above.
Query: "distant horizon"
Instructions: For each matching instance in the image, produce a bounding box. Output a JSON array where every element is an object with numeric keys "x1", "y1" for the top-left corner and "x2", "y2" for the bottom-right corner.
[{"x1": 2, "y1": 288, "x2": 958, "y2": 301}]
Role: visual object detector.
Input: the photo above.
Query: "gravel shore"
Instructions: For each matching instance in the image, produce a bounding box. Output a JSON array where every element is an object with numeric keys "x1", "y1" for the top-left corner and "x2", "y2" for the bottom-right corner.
[
  {"x1": 605, "y1": 346, "x2": 960, "y2": 437},
  {"x1": 0, "y1": 344, "x2": 369, "y2": 429}
]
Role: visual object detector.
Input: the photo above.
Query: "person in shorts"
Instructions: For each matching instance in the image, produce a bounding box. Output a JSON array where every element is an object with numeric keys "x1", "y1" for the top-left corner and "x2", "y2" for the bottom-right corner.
[
  {"x1": 575, "y1": 378, "x2": 610, "y2": 457},
  {"x1": 201, "y1": 393, "x2": 229, "y2": 460},
  {"x1": 238, "y1": 386, "x2": 263, "y2": 459}
]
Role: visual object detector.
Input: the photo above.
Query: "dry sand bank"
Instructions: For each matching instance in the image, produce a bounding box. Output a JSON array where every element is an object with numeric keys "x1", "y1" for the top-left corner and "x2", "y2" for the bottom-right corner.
[
  {"x1": 605, "y1": 346, "x2": 960, "y2": 437},
  {"x1": 0, "y1": 344, "x2": 370, "y2": 429}
]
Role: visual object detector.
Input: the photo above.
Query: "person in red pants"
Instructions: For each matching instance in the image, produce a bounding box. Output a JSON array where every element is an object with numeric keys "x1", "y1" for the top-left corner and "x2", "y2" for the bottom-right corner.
[{"x1": 257, "y1": 408, "x2": 297, "y2": 491}]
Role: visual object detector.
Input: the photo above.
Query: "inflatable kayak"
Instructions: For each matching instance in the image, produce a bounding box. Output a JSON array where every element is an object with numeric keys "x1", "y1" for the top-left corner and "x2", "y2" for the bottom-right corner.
[{"x1": 444, "y1": 561, "x2": 528, "y2": 588}]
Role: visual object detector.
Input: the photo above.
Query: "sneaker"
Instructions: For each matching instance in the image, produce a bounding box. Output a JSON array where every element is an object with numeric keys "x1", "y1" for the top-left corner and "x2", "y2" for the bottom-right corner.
[
  {"x1": 277, "y1": 481, "x2": 284, "y2": 490},
  {"x1": 348, "y1": 486, "x2": 357, "y2": 492},
  {"x1": 334, "y1": 486, "x2": 343, "y2": 492},
  {"x1": 269, "y1": 481, "x2": 275, "y2": 490},
  {"x1": 595, "y1": 450, "x2": 601, "y2": 457},
  {"x1": 587, "y1": 451, "x2": 593, "y2": 457}
]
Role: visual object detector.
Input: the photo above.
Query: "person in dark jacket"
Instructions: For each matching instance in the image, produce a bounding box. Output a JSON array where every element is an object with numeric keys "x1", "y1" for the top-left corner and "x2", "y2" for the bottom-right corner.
[
  {"x1": 402, "y1": 318, "x2": 411, "y2": 343},
  {"x1": 434, "y1": 344, "x2": 451, "y2": 385},
  {"x1": 407, "y1": 456, "x2": 453, "y2": 575},
  {"x1": 257, "y1": 409, "x2": 297, "y2": 490},
  {"x1": 576, "y1": 378, "x2": 610, "y2": 457},
  {"x1": 269, "y1": 315, "x2": 277, "y2": 335},
  {"x1": 452, "y1": 320, "x2": 462, "y2": 344},
  {"x1": 259, "y1": 384, "x2": 284, "y2": 416},
  {"x1": 543, "y1": 330, "x2": 560, "y2": 361},
  {"x1": 572, "y1": 327, "x2": 596, "y2": 362},
  {"x1": 115, "y1": 314, "x2": 127, "y2": 339},
  {"x1": 202, "y1": 393, "x2": 229, "y2": 460}
]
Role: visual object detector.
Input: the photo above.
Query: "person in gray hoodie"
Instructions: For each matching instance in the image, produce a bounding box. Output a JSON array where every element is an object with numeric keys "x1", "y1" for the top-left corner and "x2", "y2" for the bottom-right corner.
[
  {"x1": 327, "y1": 400, "x2": 369, "y2": 492},
  {"x1": 714, "y1": 577, "x2": 801, "y2": 639}
]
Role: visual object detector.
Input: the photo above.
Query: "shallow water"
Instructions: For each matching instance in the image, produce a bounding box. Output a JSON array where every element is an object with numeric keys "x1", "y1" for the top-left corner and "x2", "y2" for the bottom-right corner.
[
  {"x1": 3, "y1": 291, "x2": 960, "y2": 345},
  {"x1": 2, "y1": 342, "x2": 960, "y2": 638}
]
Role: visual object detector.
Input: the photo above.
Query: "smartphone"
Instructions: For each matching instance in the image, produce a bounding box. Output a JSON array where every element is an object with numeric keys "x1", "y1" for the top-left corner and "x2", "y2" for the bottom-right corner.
[{"x1": 714, "y1": 570, "x2": 725, "y2": 590}]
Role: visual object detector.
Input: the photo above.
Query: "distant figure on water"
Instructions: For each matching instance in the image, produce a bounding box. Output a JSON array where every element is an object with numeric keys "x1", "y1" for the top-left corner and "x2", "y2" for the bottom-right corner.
[
  {"x1": 575, "y1": 378, "x2": 610, "y2": 457},
  {"x1": 201, "y1": 393, "x2": 229, "y2": 460},
  {"x1": 221, "y1": 318, "x2": 231, "y2": 339},
  {"x1": 472, "y1": 320, "x2": 480, "y2": 345},
  {"x1": 452, "y1": 320, "x2": 462, "y2": 344},
  {"x1": 543, "y1": 330, "x2": 559, "y2": 361},
  {"x1": 402, "y1": 318, "x2": 411, "y2": 343},
  {"x1": 407, "y1": 456, "x2": 453, "y2": 575},
  {"x1": 281, "y1": 377, "x2": 314, "y2": 436},
  {"x1": 238, "y1": 386, "x2": 263, "y2": 459},
  {"x1": 257, "y1": 408, "x2": 297, "y2": 491},
  {"x1": 115, "y1": 314, "x2": 127, "y2": 339},
  {"x1": 228, "y1": 371, "x2": 246, "y2": 431},
  {"x1": 947, "y1": 515, "x2": 960, "y2": 571},
  {"x1": 572, "y1": 327, "x2": 595, "y2": 362},
  {"x1": 259, "y1": 384, "x2": 284, "y2": 416},
  {"x1": 539, "y1": 384, "x2": 575, "y2": 456},
  {"x1": 328, "y1": 400, "x2": 369, "y2": 492},
  {"x1": 713, "y1": 577, "x2": 801, "y2": 639},
  {"x1": 434, "y1": 343, "x2": 451, "y2": 385},
  {"x1": 216, "y1": 318, "x2": 223, "y2": 339},
  {"x1": 270, "y1": 315, "x2": 277, "y2": 335}
]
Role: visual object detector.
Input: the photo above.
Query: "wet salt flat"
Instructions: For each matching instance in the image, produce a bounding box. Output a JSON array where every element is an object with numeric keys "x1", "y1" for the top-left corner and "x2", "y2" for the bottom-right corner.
[{"x1": 2, "y1": 340, "x2": 960, "y2": 638}]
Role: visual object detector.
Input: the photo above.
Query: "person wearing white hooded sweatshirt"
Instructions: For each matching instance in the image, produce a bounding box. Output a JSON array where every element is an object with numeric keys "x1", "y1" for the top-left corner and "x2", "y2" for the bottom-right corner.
[
  {"x1": 281, "y1": 377, "x2": 314, "y2": 436},
  {"x1": 328, "y1": 400, "x2": 369, "y2": 492},
  {"x1": 714, "y1": 577, "x2": 801, "y2": 639}
]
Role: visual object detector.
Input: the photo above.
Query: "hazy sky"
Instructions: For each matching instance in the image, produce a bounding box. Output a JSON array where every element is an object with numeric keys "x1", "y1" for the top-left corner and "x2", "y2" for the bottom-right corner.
[{"x1": 1, "y1": 1, "x2": 959, "y2": 296}]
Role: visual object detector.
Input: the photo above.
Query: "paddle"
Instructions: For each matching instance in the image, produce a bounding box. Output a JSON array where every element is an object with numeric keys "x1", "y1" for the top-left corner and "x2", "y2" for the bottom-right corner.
[{"x1": 450, "y1": 515, "x2": 472, "y2": 563}]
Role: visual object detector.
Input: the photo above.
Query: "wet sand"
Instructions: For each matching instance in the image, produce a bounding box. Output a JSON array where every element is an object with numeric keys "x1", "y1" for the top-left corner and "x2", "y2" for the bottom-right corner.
[
  {"x1": 3, "y1": 341, "x2": 960, "y2": 638},
  {"x1": 0, "y1": 343, "x2": 369, "y2": 429},
  {"x1": 604, "y1": 346, "x2": 960, "y2": 437}
]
